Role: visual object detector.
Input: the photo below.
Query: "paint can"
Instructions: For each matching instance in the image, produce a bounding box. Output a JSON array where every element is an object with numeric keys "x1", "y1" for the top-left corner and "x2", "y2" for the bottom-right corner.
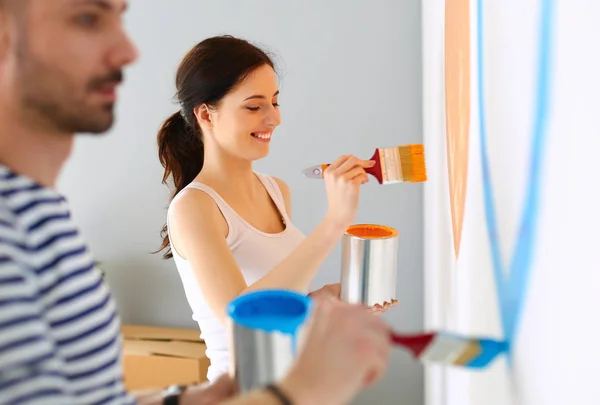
[
  {"x1": 227, "y1": 289, "x2": 313, "y2": 392},
  {"x1": 340, "y1": 224, "x2": 399, "y2": 308}
]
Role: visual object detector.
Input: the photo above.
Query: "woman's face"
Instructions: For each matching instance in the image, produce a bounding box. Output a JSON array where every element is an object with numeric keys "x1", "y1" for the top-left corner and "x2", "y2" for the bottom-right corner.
[{"x1": 205, "y1": 64, "x2": 281, "y2": 162}]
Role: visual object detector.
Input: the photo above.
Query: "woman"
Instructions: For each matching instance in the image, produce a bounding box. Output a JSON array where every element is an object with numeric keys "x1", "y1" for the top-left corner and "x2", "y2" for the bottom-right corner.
[{"x1": 156, "y1": 35, "x2": 375, "y2": 382}]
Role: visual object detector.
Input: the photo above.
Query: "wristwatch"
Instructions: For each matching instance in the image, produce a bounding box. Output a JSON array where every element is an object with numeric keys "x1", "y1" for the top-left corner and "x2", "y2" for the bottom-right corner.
[{"x1": 162, "y1": 384, "x2": 187, "y2": 405}]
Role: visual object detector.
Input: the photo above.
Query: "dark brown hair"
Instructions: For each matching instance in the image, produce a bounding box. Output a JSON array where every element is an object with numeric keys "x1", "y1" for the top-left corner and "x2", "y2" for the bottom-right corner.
[{"x1": 156, "y1": 35, "x2": 275, "y2": 259}]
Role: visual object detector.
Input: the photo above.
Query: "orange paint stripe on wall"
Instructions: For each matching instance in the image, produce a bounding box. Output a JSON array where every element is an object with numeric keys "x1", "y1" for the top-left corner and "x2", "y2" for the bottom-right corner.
[{"x1": 444, "y1": 0, "x2": 471, "y2": 260}]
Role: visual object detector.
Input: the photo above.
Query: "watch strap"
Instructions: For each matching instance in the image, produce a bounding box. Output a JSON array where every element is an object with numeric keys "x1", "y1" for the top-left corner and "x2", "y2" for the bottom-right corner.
[
  {"x1": 265, "y1": 384, "x2": 293, "y2": 405},
  {"x1": 162, "y1": 384, "x2": 187, "y2": 405}
]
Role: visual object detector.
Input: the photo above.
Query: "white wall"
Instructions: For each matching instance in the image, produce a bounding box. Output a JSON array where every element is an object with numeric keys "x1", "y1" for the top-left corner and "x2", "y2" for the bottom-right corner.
[
  {"x1": 423, "y1": 0, "x2": 600, "y2": 404},
  {"x1": 57, "y1": 1, "x2": 425, "y2": 404}
]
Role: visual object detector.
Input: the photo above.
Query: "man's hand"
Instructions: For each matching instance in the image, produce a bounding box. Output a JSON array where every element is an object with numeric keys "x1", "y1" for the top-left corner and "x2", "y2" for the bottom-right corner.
[
  {"x1": 181, "y1": 374, "x2": 237, "y2": 405},
  {"x1": 278, "y1": 300, "x2": 392, "y2": 405}
]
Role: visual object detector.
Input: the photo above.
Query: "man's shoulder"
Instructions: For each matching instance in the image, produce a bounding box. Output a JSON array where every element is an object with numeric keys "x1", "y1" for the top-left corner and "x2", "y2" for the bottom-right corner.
[
  {"x1": 0, "y1": 198, "x2": 24, "y2": 247},
  {"x1": 0, "y1": 167, "x2": 70, "y2": 235},
  {"x1": 0, "y1": 168, "x2": 21, "y2": 227},
  {"x1": 0, "y1": 169, "x2": 76, "y2": 275}
]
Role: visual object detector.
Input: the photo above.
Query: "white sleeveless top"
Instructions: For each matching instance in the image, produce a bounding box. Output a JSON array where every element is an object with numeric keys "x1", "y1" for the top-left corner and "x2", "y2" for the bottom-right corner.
[{"x1": 167, "y1": 172, "x2": 305, "y2": 382}]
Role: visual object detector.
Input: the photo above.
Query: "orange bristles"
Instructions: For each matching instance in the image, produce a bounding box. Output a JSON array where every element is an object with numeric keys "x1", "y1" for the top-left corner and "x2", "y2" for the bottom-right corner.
[
  {"x1": 397, "y1": 144, "x2": 428, "y2": 183},
  {"x1": 301, "y1": 143, "x2": 428, "y2": 184}
]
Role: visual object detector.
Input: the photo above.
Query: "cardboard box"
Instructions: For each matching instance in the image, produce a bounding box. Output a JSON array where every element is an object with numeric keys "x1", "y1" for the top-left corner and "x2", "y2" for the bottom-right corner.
[{"x1": 121, "y1": 324, "x2": 210, "y2": 391}]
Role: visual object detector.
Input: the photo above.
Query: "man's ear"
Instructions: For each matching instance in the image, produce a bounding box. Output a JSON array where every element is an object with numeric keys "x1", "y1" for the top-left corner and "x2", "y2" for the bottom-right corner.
[
  {"x1": 0, "y1": 0, "x2": 23, "y2": 63},
  {"x1": 0, "y1": 11, "x2": 9, "y2": 62}
]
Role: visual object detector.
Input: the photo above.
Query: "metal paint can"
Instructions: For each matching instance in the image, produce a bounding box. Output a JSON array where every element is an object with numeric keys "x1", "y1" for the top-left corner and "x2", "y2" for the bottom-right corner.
[
  {"x1": 227, "y1": 289, "x2": 313, "y2": 393},
  {"x1": 340, "y1": 224, "x2": 399, "y2": 308}
]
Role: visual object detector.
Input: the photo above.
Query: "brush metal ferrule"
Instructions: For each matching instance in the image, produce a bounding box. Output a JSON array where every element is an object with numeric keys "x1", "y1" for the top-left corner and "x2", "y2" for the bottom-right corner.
[
  {"x1": 418, "y1": 334, "x2": 474, "y2": 364},
  {"x1": 379, "y1": 147, "x2": 405, "y2": 184}
]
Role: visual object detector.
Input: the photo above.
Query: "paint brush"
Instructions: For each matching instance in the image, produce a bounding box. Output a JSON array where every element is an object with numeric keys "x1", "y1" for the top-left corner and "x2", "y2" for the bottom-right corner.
[
  {"x1": 390, "y1": 331, "x2": 508, "y2": 369},
  {"x1": 302, "y1": 144, "x2": 428, "y2": 184}
]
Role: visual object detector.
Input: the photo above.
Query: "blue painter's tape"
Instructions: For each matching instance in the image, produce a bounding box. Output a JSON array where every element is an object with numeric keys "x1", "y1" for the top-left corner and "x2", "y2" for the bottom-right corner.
[
  {"x1": 476, "y1": 0, "x2": 554, "y2": 351},
  {"x1": 227, "y1": 289, "x2": 313, "y2": 335},
  {"x1": 466, "y1": 338, "x2": 511, "y2": 369}
]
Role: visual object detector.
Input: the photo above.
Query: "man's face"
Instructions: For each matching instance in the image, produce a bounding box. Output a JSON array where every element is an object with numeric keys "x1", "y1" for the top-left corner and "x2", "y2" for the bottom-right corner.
[{"x1": 0, "y1": 0, "x2": 138, "y2": 134}]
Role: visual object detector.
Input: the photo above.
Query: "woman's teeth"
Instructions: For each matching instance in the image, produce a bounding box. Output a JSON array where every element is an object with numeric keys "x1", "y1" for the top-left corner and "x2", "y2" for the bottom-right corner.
[{"x1": 251, "y1": 132, "x2": 272, "y2": 140}]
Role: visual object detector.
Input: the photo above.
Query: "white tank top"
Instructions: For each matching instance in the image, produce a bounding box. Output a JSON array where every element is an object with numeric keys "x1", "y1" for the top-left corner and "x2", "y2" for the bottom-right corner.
[{"x1": 167, "y1": 172, "x2": 305, "y2": 382}]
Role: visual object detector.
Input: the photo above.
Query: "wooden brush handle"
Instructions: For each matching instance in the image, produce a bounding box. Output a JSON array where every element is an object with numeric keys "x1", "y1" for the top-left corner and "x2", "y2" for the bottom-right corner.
[
  {"x1": 320, "y1": 149, "x2": 382, "y2": 183},
  {"x1": 365, "y1": 149, "x2": 383, "y2": 183},
  {"x1": 389, "y1": 331, "x2": 436, "y2": 357}
]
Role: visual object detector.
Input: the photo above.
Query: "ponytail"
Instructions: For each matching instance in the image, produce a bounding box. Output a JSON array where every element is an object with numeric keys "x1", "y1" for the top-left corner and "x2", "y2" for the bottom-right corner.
[{"x1": 156, "y1": 110, "x2": 204, "y2": 259}]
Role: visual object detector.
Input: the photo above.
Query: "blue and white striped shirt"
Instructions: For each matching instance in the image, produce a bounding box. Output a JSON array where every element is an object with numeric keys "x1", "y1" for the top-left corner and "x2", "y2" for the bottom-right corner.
[{"x1": 0, "y1": 165, "x2": 133, "y2": 404}]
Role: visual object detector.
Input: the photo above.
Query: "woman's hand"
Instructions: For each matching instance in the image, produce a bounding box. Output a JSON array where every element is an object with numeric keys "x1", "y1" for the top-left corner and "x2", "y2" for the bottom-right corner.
[
  {"x1": 370, "y1": 299, "x2": 399, "y2": 315},
  {"x1": 308, "y1": 283, "x2": 341, "y2": 303},
  {"x1": 323, "y1": 155, "x2": 375, "y2": 230},
  {"x1": 309, "y1": 284, "x2": 399, "y2": 315}
]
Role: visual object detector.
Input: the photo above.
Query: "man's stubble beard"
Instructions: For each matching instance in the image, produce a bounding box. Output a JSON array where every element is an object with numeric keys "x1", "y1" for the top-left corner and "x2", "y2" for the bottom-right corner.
[{"x1": 15, "y1": 36, "x2": 117, "y2": 136}]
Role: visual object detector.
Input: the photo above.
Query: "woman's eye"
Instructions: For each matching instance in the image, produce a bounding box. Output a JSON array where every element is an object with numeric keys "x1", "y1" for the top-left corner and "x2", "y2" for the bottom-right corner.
[{"x1": 246, "y1": 103, "x2": 279, "y2": 112}]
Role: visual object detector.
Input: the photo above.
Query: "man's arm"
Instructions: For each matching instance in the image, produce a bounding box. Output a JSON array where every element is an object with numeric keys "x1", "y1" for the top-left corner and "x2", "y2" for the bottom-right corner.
[
  {"x1": 219, "y1": 379, "x2": 312, "y2": 405},
  {"x1": 219, "y1": 389, "x2": 294, "y2": 405},
  {"x1": 132, "y1": 375, "x2": 236, "y2": 405},
  {"x1": 133, "y1": 376, "x2": 309, "y2": 405},
  {"x1": 132, "y1": 387, "x2": 286, "y2": 405},
  {"x1": 0, "y1": 243, "x2": 70, "y2": 403},
  {"x1": 151, "y1": 300, "x2": 391, "y2": 405}
]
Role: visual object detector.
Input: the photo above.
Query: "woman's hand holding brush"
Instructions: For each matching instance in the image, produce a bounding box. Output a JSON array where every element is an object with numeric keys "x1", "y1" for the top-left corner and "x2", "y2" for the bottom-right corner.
[{"x1": 322, "y1": 155, "x2": 375, "y2": 231}]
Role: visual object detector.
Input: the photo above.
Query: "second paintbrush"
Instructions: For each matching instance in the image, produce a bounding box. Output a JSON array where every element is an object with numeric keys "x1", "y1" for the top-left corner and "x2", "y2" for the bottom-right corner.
[{"x1": 391, "y1": 331, "x2": 508, "y2": 369}]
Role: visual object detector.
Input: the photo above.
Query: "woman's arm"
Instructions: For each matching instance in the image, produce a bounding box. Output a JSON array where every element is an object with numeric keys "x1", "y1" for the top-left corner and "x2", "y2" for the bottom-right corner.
[
  {"x1": 169, "y1": 156, "x2": 372, "y2": 324},
  {"x1": 273, "y1": 177, "x2": 344, "y2": 302},
  {"x1": 169, "y1": 191, "x2": 345, "y2": 324}
]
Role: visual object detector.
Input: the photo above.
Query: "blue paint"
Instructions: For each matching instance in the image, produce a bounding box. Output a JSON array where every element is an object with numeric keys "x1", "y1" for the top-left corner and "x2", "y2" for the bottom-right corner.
[
  {"x1": 227, "y1": 289, "x2": 313, "y2": 337},
  {"x1": 476, "y1": 0, "x2": 554, "y2": 351},
  {"x1": 466, "y1": 338, "x2": 510, "y2": 369}
]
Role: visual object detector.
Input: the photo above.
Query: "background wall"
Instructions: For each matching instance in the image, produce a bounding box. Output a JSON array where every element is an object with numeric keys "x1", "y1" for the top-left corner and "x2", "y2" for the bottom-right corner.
[
  {"x1": 423, "y1": 0, "x2": 598, "y2": 404},
  {"x1": 57, "y1": 1, "x2": 425, "y2": 404}
]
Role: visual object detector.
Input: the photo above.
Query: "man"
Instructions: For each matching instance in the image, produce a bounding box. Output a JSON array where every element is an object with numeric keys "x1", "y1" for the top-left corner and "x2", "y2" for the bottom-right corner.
[{"x1": 0, "y1": 1, "x2": 391, "y2": 404}]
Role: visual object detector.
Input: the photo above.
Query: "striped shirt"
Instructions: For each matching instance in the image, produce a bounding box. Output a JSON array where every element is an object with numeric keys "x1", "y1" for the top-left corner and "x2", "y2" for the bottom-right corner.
[{"x1": 0, "y1": 165, "x2": 133, "y2": 405}]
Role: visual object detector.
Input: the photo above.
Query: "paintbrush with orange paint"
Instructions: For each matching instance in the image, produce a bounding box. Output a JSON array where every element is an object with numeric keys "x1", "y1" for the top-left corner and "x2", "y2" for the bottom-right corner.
[
  {"x1": 302, "y1": 144, "x2": 428, "y2": 184},
  {"x1": 390, "y1": 331, "x2": 508, "y2": 369}
]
